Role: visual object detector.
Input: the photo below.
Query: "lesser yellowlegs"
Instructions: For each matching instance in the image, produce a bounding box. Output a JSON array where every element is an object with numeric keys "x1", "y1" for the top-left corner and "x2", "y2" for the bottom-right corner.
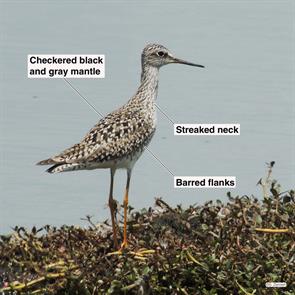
[{"x1": 37, "y1": 44, "x2": 204, "y2": 249}]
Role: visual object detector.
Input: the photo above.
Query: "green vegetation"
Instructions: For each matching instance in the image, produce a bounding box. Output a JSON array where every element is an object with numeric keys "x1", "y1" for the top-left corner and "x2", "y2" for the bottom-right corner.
[{"x1": 1, "y1": 164, "x2": 294, "y2": 294}]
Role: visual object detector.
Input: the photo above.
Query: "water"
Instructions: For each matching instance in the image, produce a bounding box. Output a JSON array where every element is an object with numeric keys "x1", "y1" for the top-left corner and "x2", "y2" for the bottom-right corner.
[{"x1": 0, "y1": 1, "x2": 294, "y2": 233}]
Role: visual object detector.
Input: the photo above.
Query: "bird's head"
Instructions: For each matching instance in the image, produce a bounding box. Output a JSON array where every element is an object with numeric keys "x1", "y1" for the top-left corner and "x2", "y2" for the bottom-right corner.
[{"x1": 142, "y1": 43, "x2": 204, "y2": 69}]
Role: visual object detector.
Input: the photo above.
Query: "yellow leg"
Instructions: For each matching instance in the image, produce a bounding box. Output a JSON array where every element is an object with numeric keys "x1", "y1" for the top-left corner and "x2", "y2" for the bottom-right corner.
[
  {"x1": 107, "y1": 168, "x2": 155, "y2": 258},
  {"x1": 109, "y1": 199, "x2": 118, "y2": 249},
  {"x1": 109, "y1": 169, "x2": 118, "y2": 249},
  {"x1": 120, "y1": 187, "x2": 129, "y2": 248},
  {"x1": 119, "y1": 169, "x2": 131, "y2": 250}
]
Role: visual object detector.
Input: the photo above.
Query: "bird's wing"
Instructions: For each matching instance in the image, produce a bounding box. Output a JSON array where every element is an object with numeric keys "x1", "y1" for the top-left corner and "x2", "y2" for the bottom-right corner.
[{"x1": 50, "y1": 107, "x2": 154, "y2": 164}]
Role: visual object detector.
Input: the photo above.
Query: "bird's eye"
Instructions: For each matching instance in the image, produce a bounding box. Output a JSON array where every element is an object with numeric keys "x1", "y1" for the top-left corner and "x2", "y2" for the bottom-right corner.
[{"x1": 157, "y1": 51, "x2": 166, "y2": 57}]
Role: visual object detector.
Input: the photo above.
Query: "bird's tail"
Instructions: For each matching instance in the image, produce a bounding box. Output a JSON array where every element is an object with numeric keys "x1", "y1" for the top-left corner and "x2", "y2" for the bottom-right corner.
[
  {"x1": 37, "y1": 158, "x2": 86, "y2": 173},
  {"x1": 36, "y1": 158, "x2": 56, "y2": 165},
  {"x1": 46, "y1": 163, "x2": 84, "y2": 173}
]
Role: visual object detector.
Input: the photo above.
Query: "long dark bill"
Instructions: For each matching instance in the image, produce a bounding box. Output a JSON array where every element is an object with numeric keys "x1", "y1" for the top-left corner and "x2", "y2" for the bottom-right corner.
[{"x1": 172, "y1": 57, "x2": 204, "y2": 68}]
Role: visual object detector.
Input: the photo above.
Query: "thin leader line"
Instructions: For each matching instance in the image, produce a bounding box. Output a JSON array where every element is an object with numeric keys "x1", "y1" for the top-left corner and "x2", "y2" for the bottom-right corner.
[
  {"x1": 155, "y1": 103, "x2": 175, "y2": 125},
  {"x1": 144, "y1": 146, "x2": 174, "y2": 176},
  {"x1": 64, "y1": 79, "x2": 175, "y2": 126},
  {"x1": 63, "y1": 78, "x2": 104, "y2": 118},
  {"x1": 63, "y1": 78, "x2": 174, "y2": 176}
]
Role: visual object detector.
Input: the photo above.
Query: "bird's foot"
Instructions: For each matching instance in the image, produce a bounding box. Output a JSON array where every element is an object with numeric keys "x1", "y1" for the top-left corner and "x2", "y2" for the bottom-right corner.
[
  {"x1": 107, "y1": 245, "x2": 155, "y2": 260},
  {"x1": 129, "y1": 248, "x2": 156, "y2": 260},
  {"x1": 106, "y1": 240, "x2": 128, "y2": 256},
  {"x1": 119, "y1": 240, "x2": 128, "y2": 251}
]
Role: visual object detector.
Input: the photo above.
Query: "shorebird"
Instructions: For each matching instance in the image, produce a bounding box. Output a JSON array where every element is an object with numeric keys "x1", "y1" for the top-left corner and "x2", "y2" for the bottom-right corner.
[{"x1": 37, "y1": 44, "x2": 204, "y2": 250}]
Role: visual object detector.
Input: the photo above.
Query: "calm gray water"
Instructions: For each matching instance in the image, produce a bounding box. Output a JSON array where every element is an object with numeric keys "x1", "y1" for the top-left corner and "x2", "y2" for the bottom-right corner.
[{"x1": 0, "y1": 1, "x2": 294, "y2": 233}]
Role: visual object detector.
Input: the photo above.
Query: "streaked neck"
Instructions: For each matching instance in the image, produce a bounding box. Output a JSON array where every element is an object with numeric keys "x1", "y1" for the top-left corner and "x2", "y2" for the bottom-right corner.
[{"x1": 137, "y1": 65, "x2": 159, "y2": 100}]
